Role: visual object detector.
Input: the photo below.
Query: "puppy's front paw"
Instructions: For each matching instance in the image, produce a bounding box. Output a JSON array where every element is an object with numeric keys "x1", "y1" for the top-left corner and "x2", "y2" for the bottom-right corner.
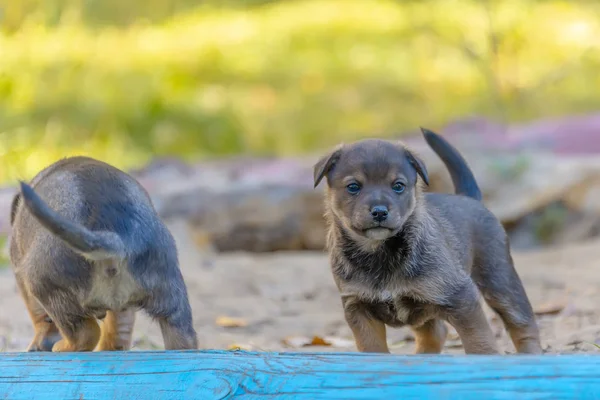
[
  {"x1": 95, "y1": 341, "x2": 124, "y2": 351},
  {"x1": 52, "y1": 339, "x2": 76, "y2": 352},
  {"x1": 27, "y1": 336, "x2": 60, "y2": 352},
  {"x1": 27, "y1": 342, "x2": 47, "y2": 352}
]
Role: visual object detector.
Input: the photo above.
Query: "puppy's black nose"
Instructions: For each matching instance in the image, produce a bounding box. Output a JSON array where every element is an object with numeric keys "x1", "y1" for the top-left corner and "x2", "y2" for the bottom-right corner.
[{"x1": 370, "y1": 205, "x2": 388, "y2": 222}]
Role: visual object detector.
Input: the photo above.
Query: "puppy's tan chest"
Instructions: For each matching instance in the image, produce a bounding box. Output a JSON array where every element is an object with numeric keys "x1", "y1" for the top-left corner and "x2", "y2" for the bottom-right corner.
[
  {"x1": 84, "y1": 261, "x2": 143, "y2": 311},
  {"x1": 343, "y1": 281, "x2": 435, "y2": 326},
  {"x1": 364, "y1": 296, "x2": 435, "y2": 328}
]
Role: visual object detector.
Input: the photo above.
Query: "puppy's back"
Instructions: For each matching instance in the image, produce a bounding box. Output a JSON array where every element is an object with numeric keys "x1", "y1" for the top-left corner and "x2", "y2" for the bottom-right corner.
[
  {"x1": 424, "y1": 192, "x2": 508, "y2": 271},
  {"x1": 12, "y1": 157, "x2": 165, "y2": 259}
]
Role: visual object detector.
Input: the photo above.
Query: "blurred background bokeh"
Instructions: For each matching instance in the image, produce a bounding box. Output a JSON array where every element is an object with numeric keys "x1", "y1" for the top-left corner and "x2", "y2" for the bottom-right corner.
[
  {"x1": 1, "y1": 0, "x2": 599, "y2": 182},
  {"x1": 1, "y1": 0, "x2": 600, "y2": 354}
]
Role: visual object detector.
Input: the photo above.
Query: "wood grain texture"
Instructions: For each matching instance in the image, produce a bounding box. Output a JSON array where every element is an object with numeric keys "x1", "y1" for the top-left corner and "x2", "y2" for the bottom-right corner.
[{"x1": 0, "y1": 351, "x2": 599, "y2": 399}]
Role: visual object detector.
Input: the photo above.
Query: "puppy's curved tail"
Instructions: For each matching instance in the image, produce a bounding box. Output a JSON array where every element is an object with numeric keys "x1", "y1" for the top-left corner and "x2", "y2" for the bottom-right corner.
[
  {"x1": 420, "y1": 128, "x2": 483, "y2": 201},
  {"x1": 18, "y1": 181, "x2": 125, "y2": 261}
]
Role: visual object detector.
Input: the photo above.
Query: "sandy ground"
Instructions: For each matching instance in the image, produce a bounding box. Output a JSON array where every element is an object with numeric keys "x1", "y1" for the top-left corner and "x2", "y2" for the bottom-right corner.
[{"x1": 0, "y1": 219, "x2": 599, "y2": 355}]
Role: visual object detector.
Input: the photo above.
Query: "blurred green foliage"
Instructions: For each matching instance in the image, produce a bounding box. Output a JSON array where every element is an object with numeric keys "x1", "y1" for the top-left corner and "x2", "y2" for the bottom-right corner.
[
  {"x1": 0, "y1": 0, "x2": 599, "y2": 183},
  {"x1": 0, "y1": 235, "x2": 7, "y2": 267}
]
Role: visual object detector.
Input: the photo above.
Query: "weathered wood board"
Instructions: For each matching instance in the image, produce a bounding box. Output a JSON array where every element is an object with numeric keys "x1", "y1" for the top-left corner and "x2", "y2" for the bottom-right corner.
[{"x1": 0, "y1": 350, "x2": 598, "y2": 399}]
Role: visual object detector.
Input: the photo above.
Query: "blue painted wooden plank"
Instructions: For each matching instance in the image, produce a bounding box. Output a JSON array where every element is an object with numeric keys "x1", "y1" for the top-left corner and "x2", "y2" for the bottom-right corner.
[{"x1": 0, "y1": 351, "x2": 598, "y2": 399}]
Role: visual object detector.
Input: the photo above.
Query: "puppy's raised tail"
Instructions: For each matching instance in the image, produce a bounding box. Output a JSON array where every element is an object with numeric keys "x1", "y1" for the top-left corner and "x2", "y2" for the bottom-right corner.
[
  {"x1": 420, "y1": 128, "x2": 483, "y2": 201},
  {"x1": 18, "y1": 181, "x2": 125, "y2": 261}
]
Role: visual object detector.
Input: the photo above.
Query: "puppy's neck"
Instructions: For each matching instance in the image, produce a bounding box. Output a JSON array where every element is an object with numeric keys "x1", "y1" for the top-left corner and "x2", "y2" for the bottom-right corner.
[{"x1": 328, "y1": 207, "x2": 425, "y2": 290}]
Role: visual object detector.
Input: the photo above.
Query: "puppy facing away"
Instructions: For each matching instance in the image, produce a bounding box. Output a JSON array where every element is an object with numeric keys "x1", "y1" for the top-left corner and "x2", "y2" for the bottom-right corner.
[
  {"x1": 314, "y1": 128, "x2": 542, "y2": 355},
  {"x1": 9, "y1": 156, "x2": 198, "y2": 352}
]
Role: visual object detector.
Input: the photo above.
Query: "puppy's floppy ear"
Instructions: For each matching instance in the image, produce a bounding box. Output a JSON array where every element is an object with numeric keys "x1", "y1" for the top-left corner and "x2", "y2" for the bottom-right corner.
[
  {"x1": 406, "y1": 149, "x2": 429, "y2": 186},
  {"x1": 9, "y1": 192, "x2": 20, "y2": 226},
  {"x1": 313, "y1": 145, "x2": 343, "y2": 188}
]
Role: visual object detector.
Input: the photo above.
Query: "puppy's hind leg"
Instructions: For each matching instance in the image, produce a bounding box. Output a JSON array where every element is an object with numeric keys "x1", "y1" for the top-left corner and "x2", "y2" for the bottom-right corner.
[
  {"x1": 145, "y1": 284, "x2": 197, "y2": 350},
  {"x1": 135, "y1": 241, "x2": 197, "y2": 350},
  {"x1": 158, "y1": 314, "x2": 197, "y2": 350},
  {"x1": 51, "y1": 315, "x2": 101, "y2": 352},
  {"x1": 443, "y1": 281, "x2": 499, "y2": 355},
  {"x1": 473, "y1": 250, "x2": 542, "y2": 354},
  {"x1": 35, "y1": 291, "x2": 100, "y2": 352},
  {"x1": 25, "y1": 301, "x2": 61, "y2": 352},
  {"x1": 148, "y1": 300, "x2": 197, "y2": 350},
  {"x1": 16, "y1": 277, "x2": 61, "y2": 351},
  {"x1": 96, "y1": 309, "x2": 136, "y2": 351}
]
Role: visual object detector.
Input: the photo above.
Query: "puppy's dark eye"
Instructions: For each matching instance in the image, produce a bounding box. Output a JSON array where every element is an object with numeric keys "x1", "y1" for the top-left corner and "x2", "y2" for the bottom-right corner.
[
  {"x1": 392, "y1": 182, "x2": 406, "y2": 194},
  {"x1": 346, "y1": 183, "x2": 361, "y2": 195}
]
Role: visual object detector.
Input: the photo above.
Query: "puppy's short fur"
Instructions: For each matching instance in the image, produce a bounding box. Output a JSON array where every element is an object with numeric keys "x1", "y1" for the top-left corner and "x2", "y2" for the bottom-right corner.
[
  {"x1": 9, "y1": 156, "x2": 198, "y2": 352},
  {"x1": 314, "y1": 129, "x2": 542, "y2": 355}
]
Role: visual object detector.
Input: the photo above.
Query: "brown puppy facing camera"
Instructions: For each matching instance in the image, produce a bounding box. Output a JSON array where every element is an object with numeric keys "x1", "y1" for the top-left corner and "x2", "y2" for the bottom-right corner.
[
  {"x1": 314, "y1": 129, "x2": 542, "y2": 355},
  {"x1": 9, "y1": 156, "x2": 198, "y2": 352}
]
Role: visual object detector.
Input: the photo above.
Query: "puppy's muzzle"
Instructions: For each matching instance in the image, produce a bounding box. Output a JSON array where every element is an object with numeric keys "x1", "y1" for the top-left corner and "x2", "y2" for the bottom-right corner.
[{"x1": 370, "y1": 205, "x2": 389, "y2": 223}]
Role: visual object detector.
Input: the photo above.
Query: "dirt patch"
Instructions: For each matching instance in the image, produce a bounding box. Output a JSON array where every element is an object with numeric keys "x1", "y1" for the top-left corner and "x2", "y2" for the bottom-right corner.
[{"x1": 0, "y1": 220, "x2": 599, "y2": 354}]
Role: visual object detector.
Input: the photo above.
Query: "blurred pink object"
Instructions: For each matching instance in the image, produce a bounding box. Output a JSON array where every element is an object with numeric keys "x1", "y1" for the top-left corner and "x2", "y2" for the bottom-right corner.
[{"x1": 440, "y1": 113, "x2": 600, "y2": 154}]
